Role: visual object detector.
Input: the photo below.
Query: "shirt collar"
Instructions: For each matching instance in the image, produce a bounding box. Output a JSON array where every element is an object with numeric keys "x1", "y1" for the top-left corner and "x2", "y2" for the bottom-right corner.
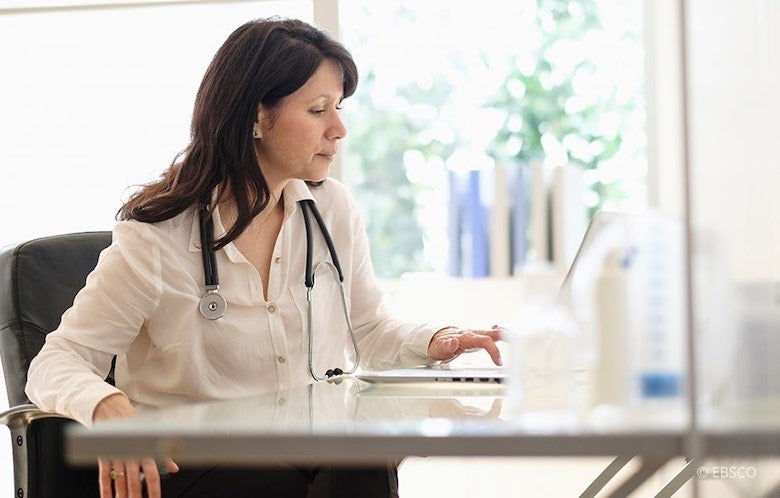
[
  {"x1": 187, "y1": 179, "x2": 316, "y2": 253},
  {"x1": 281, "y1": 179, "x2": 316, "y2": 222}
]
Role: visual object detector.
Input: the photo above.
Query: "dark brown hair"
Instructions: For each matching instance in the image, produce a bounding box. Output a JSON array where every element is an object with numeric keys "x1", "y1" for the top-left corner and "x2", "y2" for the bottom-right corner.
[{"x1": 118, "y1": 18, "x2": 358, "y2": 249}]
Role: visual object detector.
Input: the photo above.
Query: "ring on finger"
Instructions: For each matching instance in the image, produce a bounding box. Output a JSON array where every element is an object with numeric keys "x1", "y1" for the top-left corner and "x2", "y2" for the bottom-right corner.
[{"x1": 109, "y1": 469, "x2": 126, "y2": 480}]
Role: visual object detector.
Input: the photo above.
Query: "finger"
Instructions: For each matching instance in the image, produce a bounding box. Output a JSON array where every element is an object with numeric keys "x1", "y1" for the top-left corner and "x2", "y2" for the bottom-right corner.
[
  {"x1": 98, "y1": 458, "x2": 113, "y2": 498},
  {"x1": 141, "y1": 458, "x2": 162, "y2": 498},
  {"x1": 111, "y1": 460, "x2": 128, "y2": 498},
  {"x1": 165, "y1": 457, "x2": 180, "y2": 474},
  {"x1": 459, "y1": 333, "x2": 502, "y2": 365},
  {"x1": 477, "y1": 327, "x2": 504, "y2": 340},
  {"x1": 461, "y1": 329, "x2": 501, "y2": 346},
  {"x1": 125, "y1": 459, "x2": 143, "y2": 498},
  {"x1": 452, "y1": 329, "x2": 501, "y2": 352},
  {"x1": 487, "y1": 398, "x2": 503, "y2": 418}
]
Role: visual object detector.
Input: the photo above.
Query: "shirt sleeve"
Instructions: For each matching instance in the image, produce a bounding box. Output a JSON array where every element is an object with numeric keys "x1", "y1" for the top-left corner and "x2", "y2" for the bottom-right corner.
[{"x1": 25, "y1": 222, "x2": 163, "y2": 426}]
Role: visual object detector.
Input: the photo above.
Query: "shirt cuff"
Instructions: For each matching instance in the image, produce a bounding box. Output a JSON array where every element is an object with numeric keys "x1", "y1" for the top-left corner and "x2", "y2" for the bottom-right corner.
[
  {"x1": 400, "y1": 323, "x2": 452, "y2": 367},
  {"x1": 68, "y1": 382, "x2": 125, "y2": 427}
]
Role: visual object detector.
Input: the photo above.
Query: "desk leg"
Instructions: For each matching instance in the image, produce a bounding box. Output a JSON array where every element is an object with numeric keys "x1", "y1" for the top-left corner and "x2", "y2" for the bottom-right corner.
[
  {"x1": 607, "y1": 457, "x2": 670, "y2": 498},
  {"x1": 761, "y1": 478, "x2": 780, "y2": 498},
  {"x1": 654, "y1": 460, "x2": 695, "y2": 498},
  {"x1": 580, "y1": 455, "x2": 633, "y2": 498}
]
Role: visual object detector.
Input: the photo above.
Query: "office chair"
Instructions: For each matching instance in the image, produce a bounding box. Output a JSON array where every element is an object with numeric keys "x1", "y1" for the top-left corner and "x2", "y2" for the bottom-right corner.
[{"x1": 0, "y1": 232, "x2": 112, "y2": 498}]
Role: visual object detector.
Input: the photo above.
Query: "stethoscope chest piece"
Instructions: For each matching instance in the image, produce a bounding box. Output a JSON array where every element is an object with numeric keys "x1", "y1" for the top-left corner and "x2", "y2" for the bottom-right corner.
[{"x1": 199, "y1": 289, "x2": 227, "y2": 320}]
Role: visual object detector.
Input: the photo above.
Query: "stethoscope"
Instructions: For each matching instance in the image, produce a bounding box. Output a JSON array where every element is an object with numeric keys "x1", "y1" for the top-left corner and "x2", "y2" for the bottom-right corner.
[{"x1": 197, "y1": 199, "x2": 360, "y2": 381}]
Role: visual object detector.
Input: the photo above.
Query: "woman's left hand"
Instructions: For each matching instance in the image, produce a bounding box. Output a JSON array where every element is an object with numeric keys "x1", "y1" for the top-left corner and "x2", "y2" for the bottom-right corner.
[{"x1": 427, "y1": 326, "x2": 503, "y2": 365}]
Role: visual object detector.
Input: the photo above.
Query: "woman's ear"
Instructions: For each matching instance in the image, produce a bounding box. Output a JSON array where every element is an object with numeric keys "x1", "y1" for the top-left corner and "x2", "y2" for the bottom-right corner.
[
  {"x1": 253, "y1": 105, "x2": 264, "y2": 139},
  {"x1": 254, "y1": 104, "x2": 274, "y2": 139}
]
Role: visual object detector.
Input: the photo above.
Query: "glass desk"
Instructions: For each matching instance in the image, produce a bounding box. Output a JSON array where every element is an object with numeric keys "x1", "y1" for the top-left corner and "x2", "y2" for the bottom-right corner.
[
  {"x1": 64, "y1": 378, "x2": 691, "y2": 497},
  {"x1": 65, "y1": 378, "x2": 779, "y2": 497}
]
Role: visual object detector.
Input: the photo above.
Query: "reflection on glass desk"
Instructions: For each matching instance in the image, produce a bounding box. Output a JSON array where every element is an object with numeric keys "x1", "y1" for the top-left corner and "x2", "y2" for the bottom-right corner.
[{"x1": 66, "y1": 378, "x2": 693, "y2": 466}]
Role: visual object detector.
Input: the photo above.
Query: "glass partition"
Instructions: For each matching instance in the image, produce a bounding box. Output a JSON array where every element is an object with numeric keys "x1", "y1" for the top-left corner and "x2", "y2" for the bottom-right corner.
[{"x1": 685, "y1": 0, "x2": 780, "y2": 495}]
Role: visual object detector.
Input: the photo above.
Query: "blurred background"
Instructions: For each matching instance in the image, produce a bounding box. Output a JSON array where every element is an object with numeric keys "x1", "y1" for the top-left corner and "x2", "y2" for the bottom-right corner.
[{"x1": 1, "y1": 0, "x2": 778, "y2": 496}]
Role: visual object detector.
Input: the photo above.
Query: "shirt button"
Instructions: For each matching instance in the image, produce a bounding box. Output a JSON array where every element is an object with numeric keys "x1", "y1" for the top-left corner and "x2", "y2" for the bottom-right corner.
[
  {"x1": 278, "y1": 397, "x2": 287, "y2": 406},
  {"x1": 274, "y1": 256, "x2": 282, "y2": 264},
  {"x1": 277, "y1": 355, "x2": 287, "y2": 364},
  {"x1": 267, "y1": 304, "x2": 277, "y2": 313}
]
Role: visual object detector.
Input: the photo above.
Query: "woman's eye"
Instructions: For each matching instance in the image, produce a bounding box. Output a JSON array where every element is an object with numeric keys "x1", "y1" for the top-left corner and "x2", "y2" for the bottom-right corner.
[{"x1": 310, "y1": 105, "x2": 341, "y2": 115}]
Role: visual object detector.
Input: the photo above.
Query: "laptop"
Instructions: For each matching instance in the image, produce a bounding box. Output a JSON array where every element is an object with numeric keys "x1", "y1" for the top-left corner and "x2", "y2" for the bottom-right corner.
[
  {"x1": 557, "y1": 210, "x2": 627, "y2": 304},
  {"x1": 357, "y1": 211, "x2": 626, "y2": 386},
  {"x1": 356, "y1": 366, "x2": 508, "y2": 384}
]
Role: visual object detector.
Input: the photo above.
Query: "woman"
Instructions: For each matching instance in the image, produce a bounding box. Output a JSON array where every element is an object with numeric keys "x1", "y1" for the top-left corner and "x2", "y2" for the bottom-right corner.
[{"x1": 26, "y1": 17, "x2": 502, "y2": 498}]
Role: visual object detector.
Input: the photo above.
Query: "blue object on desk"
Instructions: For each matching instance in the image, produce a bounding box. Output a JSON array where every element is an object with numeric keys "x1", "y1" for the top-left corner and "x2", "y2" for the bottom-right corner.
[{"x1": 640, "y1": 372, "x2": 682, "y2": 398}]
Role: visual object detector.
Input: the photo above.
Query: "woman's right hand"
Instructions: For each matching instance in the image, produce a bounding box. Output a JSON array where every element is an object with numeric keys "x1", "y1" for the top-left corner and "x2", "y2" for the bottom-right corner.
[{"x1": 94, "y1": 393, "x2": 179, "y2": 498}]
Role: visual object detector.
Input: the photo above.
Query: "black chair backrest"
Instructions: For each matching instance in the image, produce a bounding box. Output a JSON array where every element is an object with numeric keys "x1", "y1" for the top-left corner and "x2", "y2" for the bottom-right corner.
[{"x1": 0, "y1": 232, "x2": 112, "y2": 407}]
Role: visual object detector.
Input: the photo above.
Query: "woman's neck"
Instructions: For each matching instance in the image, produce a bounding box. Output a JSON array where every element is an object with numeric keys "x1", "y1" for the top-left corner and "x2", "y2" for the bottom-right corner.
[
  {"x1": 222, "y1": 195, "x2": 283, "y2": 232},
  {"x1": 217, "y1": 178, "x2": 287, "y2": 230}
]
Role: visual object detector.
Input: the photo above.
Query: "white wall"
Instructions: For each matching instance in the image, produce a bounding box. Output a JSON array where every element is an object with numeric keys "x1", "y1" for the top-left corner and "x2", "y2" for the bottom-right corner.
[
  {"x1": 644, "y1": 0, "x2": 685, "y2": 218},
  {"x1": 687, "y1": 0, "x2": 780, "y2": 282},
  {"x1": 648, "y1": 0, "x2": 780, "y2": 282}
]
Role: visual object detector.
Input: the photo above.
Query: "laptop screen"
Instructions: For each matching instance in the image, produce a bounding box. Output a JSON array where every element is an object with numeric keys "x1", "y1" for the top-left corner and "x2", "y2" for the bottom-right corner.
[{"x1": 557, "y1": 210, "x2": 628, "y2": 306}]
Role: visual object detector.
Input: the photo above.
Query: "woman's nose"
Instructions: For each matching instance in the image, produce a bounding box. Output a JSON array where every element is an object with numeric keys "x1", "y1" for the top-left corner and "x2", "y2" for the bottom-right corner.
[{"x1": 328, "y1": 112, "x2": 347, "y2": 140}]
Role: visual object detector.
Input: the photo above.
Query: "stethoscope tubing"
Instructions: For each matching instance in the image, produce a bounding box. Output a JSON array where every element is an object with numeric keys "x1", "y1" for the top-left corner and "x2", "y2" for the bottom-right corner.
[
  {"x1": 300, "y1": 199, "x2": 344, "y2": 284},
  {"x1": 198, "y1": 201, "x2": 227, "y2": 319},
  {"x1": 300, "y1": 199, "x2": 358, "y2": 380},
  {"x1": 198, "y1": 197, "x2": 359, "y2": 380},
  {"x1": 306, "y1": 260, "x2": 360, "y2": 381},
  {"x1": 199, "y1": 201, "x2": 219, "y2": 289}
]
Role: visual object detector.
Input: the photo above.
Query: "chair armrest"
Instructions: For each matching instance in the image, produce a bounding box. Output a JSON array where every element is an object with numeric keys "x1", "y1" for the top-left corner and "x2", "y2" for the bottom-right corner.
[
  {"x1": 1, "y1": 404, "x2": 74, "y2": 498},
  {"x1": 0, "y1": 403, "x2": 70, "y2": 429}
]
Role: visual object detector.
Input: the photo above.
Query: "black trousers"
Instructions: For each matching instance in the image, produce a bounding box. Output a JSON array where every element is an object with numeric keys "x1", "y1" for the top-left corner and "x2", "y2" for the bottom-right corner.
[{"x1": 157, "y1": 463, "x2": 399, "y2": 498}]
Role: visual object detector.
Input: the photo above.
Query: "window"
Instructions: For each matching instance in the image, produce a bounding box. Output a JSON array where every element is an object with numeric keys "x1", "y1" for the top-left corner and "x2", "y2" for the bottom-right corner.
[
  {"x1": 2, "y1": 4, "x2": 320, "y2": 493},
  {"x1": 0, "y1": 0, "x2": 313, "y2": 245},
  {"x1": 1, "y1": 0, "x2": 645, "y2": 277},
  {"x1": 339, "y1": 0, "x2": 645, "y2": 277}
]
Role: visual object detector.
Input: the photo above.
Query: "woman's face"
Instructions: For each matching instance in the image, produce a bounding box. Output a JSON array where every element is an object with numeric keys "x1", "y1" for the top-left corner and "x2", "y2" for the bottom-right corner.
[{"x1": 254, "y1": 59, "x2": 347, "y2": 189}]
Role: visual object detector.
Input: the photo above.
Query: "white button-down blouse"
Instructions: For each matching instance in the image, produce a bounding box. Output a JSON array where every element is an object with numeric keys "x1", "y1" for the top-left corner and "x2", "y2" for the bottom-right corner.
[{"x1": 25, "y1": 179, "x2": 441, "y2": 426}]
